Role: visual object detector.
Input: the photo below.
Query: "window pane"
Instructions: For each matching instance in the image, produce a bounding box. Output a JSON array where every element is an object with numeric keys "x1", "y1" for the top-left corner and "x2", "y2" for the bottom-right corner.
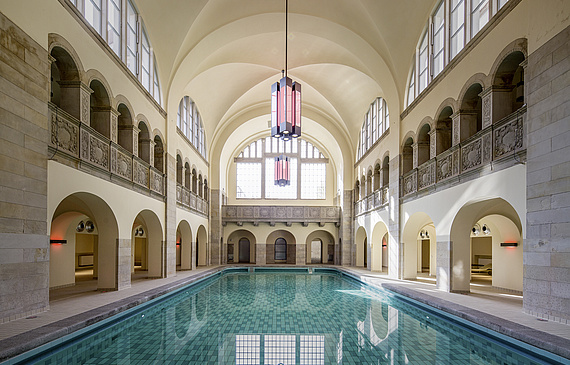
[
  {"x1": 301, "y1": 163, "x2": 326, "y2": 199},
  {"x1": 385, "y1": 100, "x2": 390, "y2": 130},
  {"x1": 408, "y1": 68, "x2": 415, "y2": 106},
  {"x1": 257, "y1": 139, "x2": 263, "y2": 158},
  {"x1": 292, "y1": 139, "x2": 298, "y2": 153},
  {"x1": 498, "y1": 0, "x2": 508, "y2": 9},
  {"x1": 153, "y1": 66, "x2": 161, "y2": 104},
  {"x1": 471, "y1": 0, "x2": 489, "y2": 37},
  {"x1": 300, "y1": 335, "x2": 325, "y2": 365},
  {"x1": 141, "y1": 30, "x2": 151, "y2": 90},
  {"x1": 450, "y1": 0, "x2": 465, "y2": 59},
  {"x1": 236, "y1": 163, "x2": 261, "y2": 198},
  {"x1": 107, "y1": 0, "x2": 121, "y2": 56},
  {"x1": 85, "y1": 0, "x2": 102, "y2": 34},
  {"x1": 418, "y1": 32, "x2": 428, "y2": 92},
  {"x1": 265, "y1": 335, "x2": 295, "y2": 365},
  {"x1": 432, "y1": 2, "x2": 445, "y2": 77},
  {"x1": 126, "y1": 0, "x2": 137, "y2": 75},
  {"x1": 265, "y1": 158, "x2": 297, "y2": 199}
]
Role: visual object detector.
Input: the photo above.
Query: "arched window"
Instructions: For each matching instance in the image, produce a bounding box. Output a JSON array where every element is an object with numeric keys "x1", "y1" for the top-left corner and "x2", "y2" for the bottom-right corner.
[
  {"x1": 402, "y1": 138, "x2": 414, "y2": 174},
  {"x1": 275, "y1": 238, "x2": 287, "y2": 261},
  {"x1": 176, "y1": 155, "x2": 183, "y2": 185},
  {"x1": 177, "y1": 96, "x2": 207, "y2": 160},
  {"x1": 357, "y1": 97, "x2": 390, "y2": 159},
  {"x1": 235, "y1": 137, "x2": 328, "y2": 200},
  {"x1": 153, "y1": 136, "x2": 164, "y2": 172},
  {"x1": 184, "y1": 163, "x2": 191, "y2": 189}
]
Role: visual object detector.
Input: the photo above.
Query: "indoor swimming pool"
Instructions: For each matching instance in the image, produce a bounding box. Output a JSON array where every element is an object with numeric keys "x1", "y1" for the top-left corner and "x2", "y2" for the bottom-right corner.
[{"x1": 6, "y1": 268, "x2": 567, "y2": 364}]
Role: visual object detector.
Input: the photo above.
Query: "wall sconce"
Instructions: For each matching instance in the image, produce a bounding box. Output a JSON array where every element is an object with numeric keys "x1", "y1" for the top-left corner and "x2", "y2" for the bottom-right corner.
[
  {"x1": 76, "y1": 221, "x2": 85, "y2": 232},
  {"x1": 50, "y1": 239, "x2": 67, "y2": 244},
  {"x1": 482, "y1": 224, "x2": 491, "y2": 235},
  {"x1": 419, "y1": 230, "x2": 429, "y2": 239},
  {"x1": 500, "y1": 242, "x2": 518, "y2": 247},
  {"x1": 472, "y1": 224, "x2": 480, "y2": 235},
  {"x1": 134, "y1": 227, "x2": 145, "y2": 236},
  {"x1": 85, "y1": 221, "x2": 95, "y2": 233}
]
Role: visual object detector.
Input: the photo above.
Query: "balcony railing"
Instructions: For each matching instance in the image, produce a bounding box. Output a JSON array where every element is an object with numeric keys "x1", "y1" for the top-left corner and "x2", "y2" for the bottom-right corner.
[
  {"x1": 176, "y1": 184, "x2": 209, "y2": 216},
  {"x1": 354, "y1": 186, "x2": 389, "y2": 216},
  {"x1": 48, "y1": 103, "x2": 165, "y2": 197},
  {"x1": 401, "y1": 107, "x2": 526, "y2": 199},
  {"x1": 222, "y1": 205, "x2": 340, "y2": 226}
]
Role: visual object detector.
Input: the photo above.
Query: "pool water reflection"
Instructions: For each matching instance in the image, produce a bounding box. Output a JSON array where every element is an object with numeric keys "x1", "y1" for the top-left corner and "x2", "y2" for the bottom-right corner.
[{"x1": 30, "y1": 271, "x2": 555, "y2": 364}]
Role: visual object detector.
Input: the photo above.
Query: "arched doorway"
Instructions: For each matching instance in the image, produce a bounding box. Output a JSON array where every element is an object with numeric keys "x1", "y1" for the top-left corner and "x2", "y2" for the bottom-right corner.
[
  {"x1": 355, "y1": 226, "x2": 367, "y2": 268},
  {"x1": 305, "y1": 230, "x2": 336, "y2": 264},
  {"x1": 131, "y1": 210, "x2": 164, "y2": 279},
  {"x1": 402, "y1": 212, "x2": 436, "y2": 282},
  {"x1": 266, "y1": 230, "x2": 296, "y2": 264},
  {"x1": 226, "y1": 229, "x2": 256, "y2": 264},
  {"x1": 371, "y1": 221, "x2": 389, "y2": 272},
  {"x1": 239, "y1": 238, "x2": 251, "y2": 263},
  {"x1": 176, "y1": 220, "x2": 193, "y2": 271},
  {"x1": 196, "y1": 225, "x2": 208, "y2": 266}
]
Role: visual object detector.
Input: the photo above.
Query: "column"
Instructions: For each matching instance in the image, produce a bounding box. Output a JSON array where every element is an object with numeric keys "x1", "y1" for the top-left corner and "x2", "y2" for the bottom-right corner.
[
  {"x1": 340, "y1": 190, "x2": 353, "y2": 266},
  {"x1": 165, "y1": 153, "x2": 177, "y2": 277},
  {"x1": 59, "y1": 81, "x2": 92, "y2": 125},
  {"x1": 480, "y1": 86, "x2": 512, "y2": 128},
  {"x1": 210, "y1": 189, "x2": 222, "y2": 265}
]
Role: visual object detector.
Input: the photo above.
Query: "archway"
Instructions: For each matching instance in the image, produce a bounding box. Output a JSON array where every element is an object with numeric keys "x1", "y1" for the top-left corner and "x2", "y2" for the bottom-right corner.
[
  {"x1": 196, "y1": 225, "x2": 208, "y2": 266},
  {"x1": 227, "y1": 229, "x2": 256, "y2": 264},
  {"x1": 50, "y1": 46, "x2": 81, "y2": 119},
  {"x1": 50, "y1": 192, "x2": 118, "y2": 292},
  {"x1": 450, "y1": 198, "x2": 522, "y2": 292},
  {"x1": 131, "y1": 210, "x2": 163, "y2": 279},
  {"x1": 266, "y1": 230, "x2": 296, "y2": 264},
  {"x1": 355, "y1": 226, "x2": 367, "y2": 268},
  {"x1": 89, "y1": 79, "x2": 112, "y2": 139},
  {"x1": 305, "y1": 230, "x2": 335, "y2": 264},
  {"x1": 176, "y1": 220, "x2": 192, "y2": 270},
  {"x1": 402, "y1": 212, "x2": 436, "y2": 281},
  {"x1": 371, "y1": 221, "x2": 389, "y2": 272}
]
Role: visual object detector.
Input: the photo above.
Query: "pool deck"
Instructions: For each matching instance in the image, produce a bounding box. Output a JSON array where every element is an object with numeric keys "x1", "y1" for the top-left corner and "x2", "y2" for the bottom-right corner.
[{"x1": 0, "y1": 265, "x2": 569, "y2": 363}]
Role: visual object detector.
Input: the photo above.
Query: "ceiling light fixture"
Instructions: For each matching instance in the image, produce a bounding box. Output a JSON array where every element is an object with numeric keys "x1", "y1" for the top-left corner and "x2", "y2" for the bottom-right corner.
[{"x1": 275, "y1": 154, "x2": 291, "y2": 186}]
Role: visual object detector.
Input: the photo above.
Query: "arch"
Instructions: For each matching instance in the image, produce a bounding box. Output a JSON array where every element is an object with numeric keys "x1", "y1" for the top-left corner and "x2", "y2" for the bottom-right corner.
[
  {"x1": 370, "y1": 221, "x2": 389, "y2": 272},
  {"x1": 305, "y1": 230, "x2": 335, "y2": 264},
  {"x1": 49, "y1": 45, "x2": 81, "y2": 118},
  {"x1": 131, "y1": 210, "x2": 164, "y2": 279},
  {"x1": 487, "y1": 38, "x2": 528, "y2": 85},
  {"x1": 89, "y1": 79, "x2": 112, "y2": 139},
  {"x1": 176, "y1": 155, "x2": 183, "y2": 185},
  {"x1": 153, "y1": 132, "x2": 165, "y2": 173},
  {"x1": 355, "y1": 225, "x2": 367, "y2": 268},
  {"x1": 50, "y1": 192, "x2": 119, "y2": 291},
  {"x1": 373, "y1": 163, "x2": 381, "y2": 191},
  {"x1": 48, "y1": 33, "x2": 84, "y2": 79},
  {"x1": 192, "y1": 168, "x2": 198, "y2": 193},
  {"x1": 266, "y1": 230, "x2": 296, "y2": 264},
  {"x1": 459, "y1": 83, "x2": 484, "y2": 142},
  {"x1": 137, "y1": 119, "x2": 152, "y2": 163},
  {"x1": 117, "y1": 103, "x2": 135, "y2": 153},
  {"x1": 402, "y1": 136, "x2": 414, "y2": 174},
  {"x1": 184, "y1": 162, "x2": 191, "y2": 189},
  {"x1": 402, "y1": 212, "x2": 436, "y2": 281},
  {"x1": 435, "y1": 105, "x2": 453, "y2": 155},
  {"x1": 381, "y1": 155, "x2": 390, "y2": 186},
  {"x1": 366, "y1": 168, "x2": 373, "y2": 195},
  {"x1": 203, "y1": 179, "x2": 209, "y2": 201},
  {"x1": 176, "y1": 220, "x2": 193, "y2": 270},
  {"x1": 227, "y1": 229, "x2": 256, "y2": 263},
  {"x1": 457, "y1": 73, "x2": 488, "y2": 104},
  {"x1": 416, "y1": 123, "x2": 431, "y2": 166},
  {"x1": 492, "y1": 50, "x2": 526, "y2": 119},
  {"x1": 196, "y1": 225, "x2": 208, "y2": 266},
  {"x1": 449, "y1": 198, "x2": 522, "y2": 292},
  {"x1": 198, "y1": 174, "x2": 203, "y2": 197},
  {"x1": 84, "y1": 69, "x2": 113, "y2": 102}
]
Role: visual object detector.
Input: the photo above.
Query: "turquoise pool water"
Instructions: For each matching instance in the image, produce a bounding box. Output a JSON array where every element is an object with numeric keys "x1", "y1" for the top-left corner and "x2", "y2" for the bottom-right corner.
[{"x1": 14, "y1": 269, "x2": 565, "y2": 364}]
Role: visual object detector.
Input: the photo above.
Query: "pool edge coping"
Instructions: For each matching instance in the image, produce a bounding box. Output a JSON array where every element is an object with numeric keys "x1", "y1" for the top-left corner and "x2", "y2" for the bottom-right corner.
[{"x1": 1, "y1": 265, "x2": 569, "y2": 363}]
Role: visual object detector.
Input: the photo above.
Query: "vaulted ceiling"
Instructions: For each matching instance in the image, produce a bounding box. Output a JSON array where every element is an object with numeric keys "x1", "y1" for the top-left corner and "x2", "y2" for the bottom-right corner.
[{"x1": 136, "y1": 0, "x2": 436, "y2": 155}]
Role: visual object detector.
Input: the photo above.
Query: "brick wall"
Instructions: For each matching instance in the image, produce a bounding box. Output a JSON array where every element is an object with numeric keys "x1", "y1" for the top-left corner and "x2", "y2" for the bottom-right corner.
[
  {"x1": 524, "y1": 24, "x2": 570, "y2": 323},
  {"x1": 0, "y1": 12, "x2": 50, "y2": 322}
]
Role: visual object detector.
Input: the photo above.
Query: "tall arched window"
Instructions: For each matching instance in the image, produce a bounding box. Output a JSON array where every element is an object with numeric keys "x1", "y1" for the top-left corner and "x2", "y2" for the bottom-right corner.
[
  {"x1": 357, "y1": 97, "x2": 390, "y2": 160},
  {"x1": 235, "y1": 137, "x2": 328, "y2": 200},
  {"x1": 275, "y1": 238, "x2": 287, "y2": 261},
  {"x1": 177, "y1": 96, "x2": 207, "y2": 160}
]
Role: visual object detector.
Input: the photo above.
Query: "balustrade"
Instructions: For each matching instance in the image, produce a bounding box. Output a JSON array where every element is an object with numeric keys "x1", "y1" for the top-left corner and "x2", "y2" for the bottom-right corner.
[{"x1": 354, "y1": 185, "x2": 389, "y2": 216}]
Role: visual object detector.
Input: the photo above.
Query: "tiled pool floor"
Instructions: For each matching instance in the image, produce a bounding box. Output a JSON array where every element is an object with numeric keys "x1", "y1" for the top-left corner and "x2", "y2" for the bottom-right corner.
[{"x1": 0, "y1": 266, "x2": 569, "y2": 362}]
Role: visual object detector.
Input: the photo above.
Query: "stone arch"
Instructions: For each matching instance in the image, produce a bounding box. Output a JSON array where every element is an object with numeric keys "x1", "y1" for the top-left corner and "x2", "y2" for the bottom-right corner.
[
  {"x1": 491, "y1": 50, "x2": 526, "y2": 119},
  {"x1": 402, "y1": 212, "x2": 436, "y2": 282},
  {"x1": 48, "y1": 33, "x2": 83, "y2": 80},
  {"x1": 266, "y1": 230, "x2": 297, "y2": 264},
  {"x1": 457, "y1": 73, "x2": 489, "y2": 104},
  {"x1": 176, "y1": 220, "x2": 193, "y2": 270},
  {"x1": 196, "y1": 225, "x2": 208, "y2": 266},
  {"x1": 449, "y1": 198, "x2": 522, "y2": 293},
  {"x1": 49, "y1": 44, "x2": 82, "y2": 119},
  {"x1": 137, "y1": 118, "x2": 152, "y2": 164},
  {"x1": 458, "y1": 82, "x2": 484, "y2": 142},
  {"x1": 227, "y1": 229, "x2": 256, "y2": 264},
  {"x1": 131, "y1": 209, "x2": 164, "y2": 279},
  {"x1": 305, "y1": 230, "x2": 335, "y2": 264},
  {"x1": 84, "y1": 69, "x2": 113, "y2": 101},
  {"x1": 373, "y1": 162, "x2": 381, "y2": 190},
  {"x1": 355, "y1": 225, "x2": 368, "y2": 268},
  {"x1": 487, "y1": 38, "x2": 528, "y2": 84},
  {"x1": 366, "y1": 168, "x2": 373, "y2": 195},
  {"x1": 416, "y1": 123, "x2": 431, "y2": 166},
  {"x1": 50, "y1": 192, "x2": 120, "y2": 291},
  {"x1": 401, "y1": 136, "x2": 414, "y2": 174},
  {"x1": 370, "y1": 221, "x2": 389, "y2": 272},
  {"x1": 434, "y1": 105, "x2": 454, "y2": 155},
  {"x1": 381, "y1": 154, "x2": 390, "y2": 186},
  {"x1": 89, "y1": 78, "x2": 112, "y2": 139},
  {"x1": 192, "y1": 168, "x2": 198, "y2": 193},
  {"x1": 117, "y1": 102, "x2": 135, "y2": 153}
]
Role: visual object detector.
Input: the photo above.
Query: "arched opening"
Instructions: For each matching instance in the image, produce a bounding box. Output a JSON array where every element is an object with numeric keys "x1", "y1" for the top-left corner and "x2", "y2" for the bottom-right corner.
[
  {"x1": 354, "y1": 180, "x2": 360, "y2": 201},
  {"x1": 402, "y1": 212, "x2": 436, "y2": 283},
  {"x1": 227, "y1": 230, "x2": 256, "y2": 264},
  {"x1": 450, "y1": 198, "x2": 523, "y2": 293},
  {"x1": 131, "y1": 210, "x2": 163, "y2": 280},
  {"x1": 305, "y1": 230, "x2": 335, "y2": 264},
  {"x1": 371, "y1": 221, "x2": 389, "y2": 272},
  {"x1": 360, "y1": 177, "x2": 366, "y2": 200},
  {"x1": 266, "y1": 230, "x2": 296, "y2": 264},
  {"x1": 192, "y1": 168, "x2": 197, "y2": 194},
  {"x1": 50, "y1": 46, "x2": 80, "y2": 117},
  {"x1": 184, "y1": 162, "x2": 191, "y2": 189},
  {"x1": 89, "y1": 80, "x2": 111, "y2": 139},
  {"x1": 198, "y1": 174, "x2": 203, "y2": 198},
  {"x1": 49, "y1": 192, "x2": 119, "y2": 295},
  {"x1": 417, "y1": 124, "x2": 431, "y2": 166},
  {"x1": 355, "y1": 226, "x2": 367, "y2": 268},
  {"x1": 153, "y1": 135, "x2": 164, "y2": 172},
  {"x1": 203, "y1": 179, "x2": 208, "y2": 201},
  {"x1": 196, "y1": 225, "x2": 208, "y2": 266},
  {"x1": 435, "y1": 107, "x2": 453, "y2": 155},
  {"x1": 373, "y1": 164, "x2": 381, "y2": 191},
  {"x1": 493, "y1": 51, "x2": 526, "y2": 120},
  {"x1": 176, "y1": 220, "x2": 192, "y2": 271},
  {"x1": 137, "y1": 121, "x2": 151, "y2": 164},
  {"x1": 460, "y1": 83, "x2": 483, "y2": 141},
  {"x1": 382, "y1": 156, "x2": 389, "y2": 187},
  {"x1": 402, "y1": 137, "x2": 414, "y2": 174},
  {"x1": 275, "y1": 238, "x2": 287, "y2": 261},
  {"x1": 117, "y1": 103, "x2": 134, "y2": 153},
  {"x1": 366, "y1": 170, "x2": 373, "y2": 195},
  {"x1": 176, "y1": 155, "x2": 183, "y2": 185}
]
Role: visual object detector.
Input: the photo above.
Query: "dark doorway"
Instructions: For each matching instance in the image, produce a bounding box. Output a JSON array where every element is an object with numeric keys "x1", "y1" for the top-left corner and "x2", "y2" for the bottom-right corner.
[
  {"x1": 239, "y1": 238, "x2": 250, "y2": 263},
  {"x1": 275, "y1": 238, "x2": 287, "y2": 261}
]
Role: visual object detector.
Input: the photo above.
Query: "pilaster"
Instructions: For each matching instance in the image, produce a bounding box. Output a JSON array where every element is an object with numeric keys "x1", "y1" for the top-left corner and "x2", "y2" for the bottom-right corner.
[
  {"x1": 210, "y1": 189, "x2": 222, "y2": 265},
  {"x1": 165, "y1": 153, "x2": 177, "y2": 277},
  {"x1": 340, "y1": 190, "x2": 353, "y2": 266}
]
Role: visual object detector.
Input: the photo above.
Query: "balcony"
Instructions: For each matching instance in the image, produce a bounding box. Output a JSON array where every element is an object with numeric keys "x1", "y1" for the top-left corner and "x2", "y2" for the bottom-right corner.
[
  {"x1": 401, "y1": 107, "x2": 526, "y2": 199},
  {"x1": 48, "y1": 103, "x2": 165, "y2": 198},
  {"x1": 354, "y1": 186, "x2": 389, "y2": 217},
  {"x1": 222, "y1": 205, "x2": 341, "y2": 227},
  {"x1": 176, "y1": 184, "x2": 209, "y2": 217}
]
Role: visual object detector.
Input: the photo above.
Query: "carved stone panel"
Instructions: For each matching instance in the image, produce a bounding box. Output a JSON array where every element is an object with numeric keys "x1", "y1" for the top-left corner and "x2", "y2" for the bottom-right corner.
[
  {"x1": 482, "y1": 132, "x2": 492, "y2": 164},
  {"x1": 80, "y1": 87, "x2": 90, "y2": 125},
  {"x1": 462, "y1": 139, "x2": 482, "y2": 170},
  {"x1": 452, "y1": 148, "x2": 460, "y2": 175},
  {"x1": 481, "y1": 90, "x2": 492, "y2": 129},
  {"x1": 81, "y1": 129, "x2": 89, "y2": 159},
  {"x1": 494, "y1": 118, "x2": 523, "y2": 158},
  {"x1": 51, "y1": 114, "x2": 78, "y2": 155},
  {"x1": 403, "y1": 170, "x2": 417, "y2": 196},
  {"x1": 115, "y1": 150, "x2": 131, "y2": 178},
  {"x1": 437, "y1": 154, "x2": 453, "y2": 181},
  {"x1": 89, "y1": 136, "x2": 109, "y2": 169},
  {"x1": 418, "y1": 161, "x2": 435, "y2": 190},
  {"x1": 111, "y1": 112, "x2": 118, "y2": 143}
]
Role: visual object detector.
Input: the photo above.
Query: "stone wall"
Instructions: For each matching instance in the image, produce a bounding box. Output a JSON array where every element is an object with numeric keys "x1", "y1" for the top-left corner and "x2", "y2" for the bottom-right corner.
[
  {"x1": 524, "y1": 25, "x2": 570, "y2": 323},
  {"x1": 0, "y1": 12, "x2": 50, "y2": 322}
]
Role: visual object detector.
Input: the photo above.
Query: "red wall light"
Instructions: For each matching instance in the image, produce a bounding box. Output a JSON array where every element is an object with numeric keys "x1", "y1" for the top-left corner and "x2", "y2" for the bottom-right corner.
[
  {"x1": 500, "y1": 242, "x2": 518, "y2": 247},
  {"x1": 50, "y1": 239, "x2": 67, "y2": 244}
]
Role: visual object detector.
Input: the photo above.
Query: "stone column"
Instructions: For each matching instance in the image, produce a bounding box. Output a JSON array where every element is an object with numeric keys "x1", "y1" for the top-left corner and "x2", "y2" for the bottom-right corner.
[
  {"x1": 340, "y1": 190, "x2": 353, "y2": 266},
  {"x1": 480, "y1": 86, "x2": 512, "y2": 128},
  {"x1": 117, "y1": 238, "x2": 132, "y2": 290},
  {"x1": 429, "y1": 129, "x2": 438, "y2": 159},
  {"x1": 210, "y1": 189, "x2": 222, "y2": 265},
  {"x1": 436, "y1": 238, "x2": 451, "y2": 291},
  {"x1": 165, "y1": 153, "x2": 177, "y2": 277},
  {"x1": 59, "y1": 81, "x2": 92, "y2": 125},
  {"x1": 256, "y1": 242, "x2": 267, "y2": 265},
  {"x1": 388, "y1": 156, "x2": 400, "y2": 279},
  {"x1": 296, "y1": 243, "x2": 306, "y2": 265},
  {"x1": 411, "y1": 142, "x2": 419, "y2": 168}
]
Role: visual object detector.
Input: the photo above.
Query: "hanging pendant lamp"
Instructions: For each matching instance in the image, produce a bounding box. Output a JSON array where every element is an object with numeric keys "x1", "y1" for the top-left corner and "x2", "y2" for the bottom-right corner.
[
  {"x1": 274, "y1": 154, "x2": 290, "y2": 186},
  {"x1": 271, "y1": 0, "x2": 301, "y2": 141}
]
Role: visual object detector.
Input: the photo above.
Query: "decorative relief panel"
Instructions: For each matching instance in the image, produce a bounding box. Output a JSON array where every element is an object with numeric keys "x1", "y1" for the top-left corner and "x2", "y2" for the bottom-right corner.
[
  {"x1": 403, "y1": 170, "x2": 417, "y2": 196},
  {"x1": 115, "y1": 150, "x2": 131, "y2": 178},
  {"x1": 437, "y1": 153, "x2": 453, "y2": 181},
  {"x1": 150, "y1": 169, "x2": 163, "y2": 195},
  {"x1": 111, "y1": 114, "x2": 118, "y2": 143},
  {"x1": 482, "y1": 93, "x2": 492, "y2": 129},
  {"x1": 452, "y1": 148, "x2": 460, "y2": 175},
  {"x1": 452, "y1": 117, "x2": 460, "y2": 146},
  {"x1": 222, "y1": 205, "x2": 340, "y2": 225},
  {"x1": 133, "y1": 161, "x2": 148, "y2": 187},
  {"x1": 462, "y1": 139, "x2": 482, "y2": 170},
  {"x1": 482, "y1": 133, "x2": 492, "y2": 164},
  {"x1": 81, "y1": 129, "x2": 89, "y2": 159},
  {"x1": 51, "y1": 114, "x2": 78, "y2": 155},
  {"x1": 89, "y1": 136, "x2": 109, "y2": 169},
  {"x1": 494, "y1": 119, "x2": 523, "y2": 158},
  {"x1": 418, "y1": 161, "x2": 435, "y2": 190},
  {"x1": 81, "y1": 91, "x2": 89, "y2": 125}
]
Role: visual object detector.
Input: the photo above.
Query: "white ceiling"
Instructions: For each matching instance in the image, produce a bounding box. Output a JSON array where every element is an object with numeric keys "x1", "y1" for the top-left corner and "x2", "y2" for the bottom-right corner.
[{"x1": 136, "y1": 0, "x2": 437, "y2": 153}]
